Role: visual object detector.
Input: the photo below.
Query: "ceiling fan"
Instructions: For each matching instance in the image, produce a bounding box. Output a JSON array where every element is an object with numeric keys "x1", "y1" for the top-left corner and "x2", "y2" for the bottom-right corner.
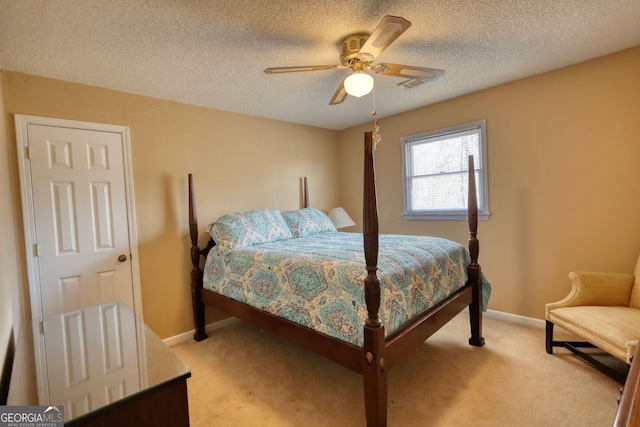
[{"x1": 264, "y1": 15, "x2": 445, "y2": 105}]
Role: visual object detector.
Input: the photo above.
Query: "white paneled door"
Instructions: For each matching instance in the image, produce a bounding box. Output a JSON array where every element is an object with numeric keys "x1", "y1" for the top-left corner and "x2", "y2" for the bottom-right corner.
[
  {"x1": 16, "y1": 116, "x2": 142, "y2": 320},
  {"x1": 44, "y1": 303, "x2": 141, "y2": 418}
]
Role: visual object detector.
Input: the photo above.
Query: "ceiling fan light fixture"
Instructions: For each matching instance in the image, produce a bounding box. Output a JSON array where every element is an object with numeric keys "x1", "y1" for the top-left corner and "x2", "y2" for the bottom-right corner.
[{"x1": 344, "y1": 71, "x2": 374, "y2": 97}]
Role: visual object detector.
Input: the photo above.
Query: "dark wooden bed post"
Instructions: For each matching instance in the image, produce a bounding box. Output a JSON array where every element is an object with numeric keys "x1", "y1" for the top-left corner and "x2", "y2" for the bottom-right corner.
[
  {"x1": 189, "y1": 174, "x2": 208, "y2": 342},
  {"x1": 362, "y1": 131, "x2": 387, "y2": 426},
  {"x1": 466, "y1": 156, "x2": 485, "y2": 347},
  {"x1": 303, "y1": 176, "x2": 309, "y2": 208}
]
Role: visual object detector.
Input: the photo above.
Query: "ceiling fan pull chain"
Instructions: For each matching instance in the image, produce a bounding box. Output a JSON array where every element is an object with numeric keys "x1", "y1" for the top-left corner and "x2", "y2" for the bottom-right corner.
[
  {"x1": 371, "y1": 85, "x2": 377, "y2": 117},
  {"x1": 373, "y1": 119, "x2": 381, "y2": 150},
  {"x1": 372, "y1": 88, "x2": 382, "y2": 149}
]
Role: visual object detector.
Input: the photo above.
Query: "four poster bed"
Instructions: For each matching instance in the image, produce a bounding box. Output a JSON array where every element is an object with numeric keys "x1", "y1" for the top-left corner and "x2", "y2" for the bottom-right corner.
[{"x1": 188, "y1": 131, "x2": 488, "y2": 426}]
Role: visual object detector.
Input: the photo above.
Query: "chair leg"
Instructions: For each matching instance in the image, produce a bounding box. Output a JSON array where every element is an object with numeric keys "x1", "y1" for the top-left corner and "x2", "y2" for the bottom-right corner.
[
  {"x1": 545, "y1": 320, "x2": 628, "y2": 384},
  {"x1": 546, "y1": 321, "x2": 554, "y2": 354}
]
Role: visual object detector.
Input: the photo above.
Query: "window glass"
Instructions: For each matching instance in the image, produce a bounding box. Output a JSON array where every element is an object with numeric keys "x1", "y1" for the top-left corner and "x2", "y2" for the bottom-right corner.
[{"x1": 401, "y1": 120, "x2": 489, "y2": 220}]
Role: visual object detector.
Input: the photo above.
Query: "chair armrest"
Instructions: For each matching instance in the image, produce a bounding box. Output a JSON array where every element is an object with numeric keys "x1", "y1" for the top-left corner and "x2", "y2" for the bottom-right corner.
[{"x1": 546, "y1": 271, "x2": 634, "y2": 316}]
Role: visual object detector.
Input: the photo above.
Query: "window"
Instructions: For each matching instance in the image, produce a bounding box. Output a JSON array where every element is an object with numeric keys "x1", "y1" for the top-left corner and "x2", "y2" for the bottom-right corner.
[{"x1": 401, "y1": 120, "x2": 489, "y2": 220}]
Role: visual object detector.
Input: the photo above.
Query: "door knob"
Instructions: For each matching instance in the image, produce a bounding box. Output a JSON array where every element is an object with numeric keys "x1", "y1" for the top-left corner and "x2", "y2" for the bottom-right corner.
[{"x1": 118, "y1": 254, "x2": 127, "y2": 262}]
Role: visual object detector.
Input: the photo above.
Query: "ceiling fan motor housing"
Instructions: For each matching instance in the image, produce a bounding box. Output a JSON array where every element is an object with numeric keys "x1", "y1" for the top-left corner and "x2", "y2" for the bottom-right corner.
[{"x1": 339, "y1": 34, "x2": 369, "y2": 66}]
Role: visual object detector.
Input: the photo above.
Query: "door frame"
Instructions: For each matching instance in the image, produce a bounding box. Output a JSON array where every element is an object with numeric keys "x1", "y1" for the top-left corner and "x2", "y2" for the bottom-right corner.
[{"x1": 14, "y1": 114, "x2": 144, "y2": 321}]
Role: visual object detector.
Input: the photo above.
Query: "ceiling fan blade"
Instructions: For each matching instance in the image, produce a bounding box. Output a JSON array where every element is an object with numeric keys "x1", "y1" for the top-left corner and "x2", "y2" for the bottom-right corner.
[
  {"x1": 329, "y1": 80, "x2": 348, "y2": 105},
  {"x1": 264, "y1": 65, "x2": 341, "y2": 74},
  {"x1": 357, "y1": 15, "x2": 411, "y2": 62},
  {"x1": 370, "y1": 63, "x2": 445, "y2": 81}
]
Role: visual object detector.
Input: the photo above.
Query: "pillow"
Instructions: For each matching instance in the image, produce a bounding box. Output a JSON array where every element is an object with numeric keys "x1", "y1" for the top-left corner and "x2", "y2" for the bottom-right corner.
[
  {"x1": 282, "y1": 207, "x2": 336, "y2": 238},
  {"x1": 208, "y1": 208, "x2": 293, "y2": 252}
]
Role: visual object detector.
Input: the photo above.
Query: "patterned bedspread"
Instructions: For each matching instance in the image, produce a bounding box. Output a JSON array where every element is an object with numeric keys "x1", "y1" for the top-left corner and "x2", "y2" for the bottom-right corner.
[{"x1": 203, "y1": 231, "x2": 490, "y2": 347}]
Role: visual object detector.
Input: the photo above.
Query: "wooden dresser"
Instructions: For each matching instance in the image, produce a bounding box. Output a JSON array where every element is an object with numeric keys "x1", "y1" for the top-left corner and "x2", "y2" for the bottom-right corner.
[{"x1": 7, "y1": 302, "x2": 191, "y2": 426}]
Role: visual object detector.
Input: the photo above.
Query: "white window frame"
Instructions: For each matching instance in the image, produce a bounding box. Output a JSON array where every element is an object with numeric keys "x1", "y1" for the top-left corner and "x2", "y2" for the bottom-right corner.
[{"x1": 401, "y1": 120, "x2": 490, "y2": 221}]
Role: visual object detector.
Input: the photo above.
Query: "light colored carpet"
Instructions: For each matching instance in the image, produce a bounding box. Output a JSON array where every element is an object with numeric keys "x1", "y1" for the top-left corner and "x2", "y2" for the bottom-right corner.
[{"x1": 170, "y1": 313, "x2": 622, "y2": 426}]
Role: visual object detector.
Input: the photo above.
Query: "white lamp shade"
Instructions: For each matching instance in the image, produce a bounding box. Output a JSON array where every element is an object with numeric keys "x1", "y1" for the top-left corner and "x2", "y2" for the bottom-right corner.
[
  {"x1": 329, "y1": 207, "x2": 356, "y2": 229},
  {"x1": 343, "y1": 72, "x2": 374, "y2": 97}
]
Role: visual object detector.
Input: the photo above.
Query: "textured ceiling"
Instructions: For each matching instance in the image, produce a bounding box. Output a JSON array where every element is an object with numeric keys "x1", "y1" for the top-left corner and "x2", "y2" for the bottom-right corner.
[{"x1": 1, "y1": 1, "x2": 639, "y2": 130}]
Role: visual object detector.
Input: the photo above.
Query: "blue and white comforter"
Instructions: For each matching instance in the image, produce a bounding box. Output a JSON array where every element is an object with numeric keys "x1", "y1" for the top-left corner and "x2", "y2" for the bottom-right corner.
[{"x1": 203, "y1": 231, "x2": 490, "y2": 347}]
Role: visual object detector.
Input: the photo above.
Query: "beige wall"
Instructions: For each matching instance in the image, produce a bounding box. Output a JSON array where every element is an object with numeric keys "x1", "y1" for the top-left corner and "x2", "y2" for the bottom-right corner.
[
  {"x1": 0, "y1": 72, "x2": 27, "y2": 387},
  {"x1": 1, "y1": 45, "x2": 638, "y2": 351},
  {"x1": 337, "y1": 46, "x2": 640, "y2": 319},
  {"x1": 0, "y1": 72, "x2": 11, "y2": 386},
  {"x1": 1, "y1": 71, "x2": 340, "y2": 339}
]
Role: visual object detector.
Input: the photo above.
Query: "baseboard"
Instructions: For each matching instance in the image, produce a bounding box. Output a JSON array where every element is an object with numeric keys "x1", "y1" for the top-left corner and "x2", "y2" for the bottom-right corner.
[
  {"x1": 485, "y1": 309, "x2": 545, "y2": 329},
  {"x1": 0, "y1": 329, "x2": 15, "y2": 405},
  {"x1": 163, "y1": 309, "x2": 545, "y2": 346},
  {"x1": 163, "y1": 317, "x2": 241, "y2": 346}
]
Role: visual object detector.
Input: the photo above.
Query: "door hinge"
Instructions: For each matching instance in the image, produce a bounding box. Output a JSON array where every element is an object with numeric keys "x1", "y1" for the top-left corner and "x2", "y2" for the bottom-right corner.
[
  {"x1": 40, "y1": 321, "x2": 46, "y2": 334},
  {"x1": 33, "y1": 244, "x2": 39, "y2": 257},
  {"x1": 26, "y1": 146, "x2": 32, "y2": 159}
]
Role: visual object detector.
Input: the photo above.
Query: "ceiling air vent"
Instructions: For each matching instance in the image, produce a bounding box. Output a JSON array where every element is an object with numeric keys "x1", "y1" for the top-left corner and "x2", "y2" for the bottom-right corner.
[{"x1": 398, "y1": 79, "x2": 428, "y2": 90}]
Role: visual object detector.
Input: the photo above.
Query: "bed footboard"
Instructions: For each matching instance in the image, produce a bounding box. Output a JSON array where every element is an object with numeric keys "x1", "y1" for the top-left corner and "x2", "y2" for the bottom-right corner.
[{"x1": 360, "y1": 132, "x2": 485, "y2": 426}]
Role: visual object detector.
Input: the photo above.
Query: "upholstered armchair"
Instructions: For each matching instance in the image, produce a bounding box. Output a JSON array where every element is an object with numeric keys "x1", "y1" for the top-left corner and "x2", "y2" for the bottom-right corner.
[{"x1": 545, "y1": 256, "x2": 640, "y2": 383}]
